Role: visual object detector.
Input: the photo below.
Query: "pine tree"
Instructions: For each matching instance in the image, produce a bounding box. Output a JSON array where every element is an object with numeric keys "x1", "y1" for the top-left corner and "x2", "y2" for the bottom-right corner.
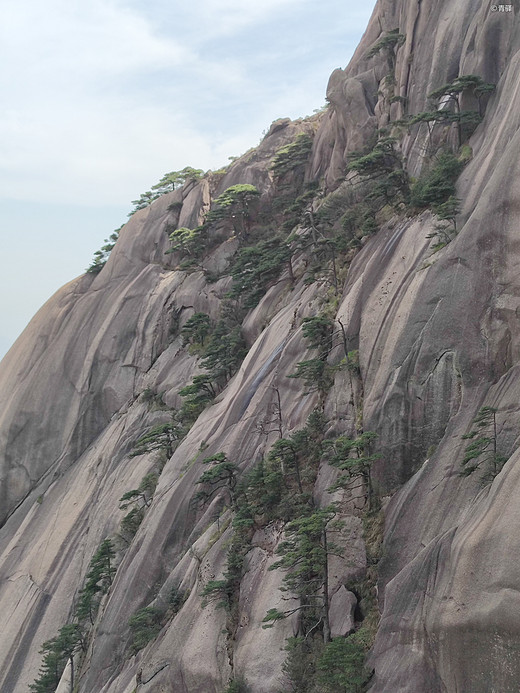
[
  {"x1": 29, "y1": 624, "x2": 84, "y2": 693},
  {"x1": 76, "y1": 539, "x2": 116, "y2": 625},
  {"x1": 323, "y1": 432, "x2": 380, "y2": 510},
  {"x1": 316, "y1": 636, "x2": 372, "y2": 692},
  {"x1": 119, "y1": 472, "x2": 158, "y2": 510},
  {"x1": 205, "y1": 184, "x2": 260, "y2": 238},
  {"x1": 151, "y1": 167, "x2": 203, "y2": 195},
  {"x1": 131, "y1": 418, "x2": 185, "y2": 458},
  {"x1": 200, "y1": 321, "x2": 247, "y2": 386},
  {"x1": 263, "y1": 506, "x2": 341, "y2": 644},
  {"x1": 194, "y1": 453, "x2": 239, "y2": 509},
  {"x1": 181, "y1": 312, "x2": 212, "y2": 346},
  {"x1": 460, "y1": 406, "x2": 506, "y2": 481}
]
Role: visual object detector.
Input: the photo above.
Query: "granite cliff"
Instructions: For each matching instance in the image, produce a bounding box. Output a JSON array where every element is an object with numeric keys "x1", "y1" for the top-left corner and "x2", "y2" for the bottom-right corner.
[{"x1": 1, "y1": 1, "x2": 520, "y2": 691}]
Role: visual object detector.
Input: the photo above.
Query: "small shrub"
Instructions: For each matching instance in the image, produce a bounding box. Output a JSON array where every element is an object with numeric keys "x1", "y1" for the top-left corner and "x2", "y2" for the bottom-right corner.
[
  {"x1": 120, "y1": 507, "x2": 145, "y2": 540},
  {"x1": 201, "y1": 579, "x2": 229, "y2": 608},
  {"x1": 426, "y1": 195, "x2": 460, "y2": 249},
  {"x1": 347, "y1": 349, "x2": 360, "y2": 375},
  {"x1": 281, "y1": 636, "x2": 323, "y2": 693},
  {"x1": 166, "y1": 225, "x2": 208, "y2": 259},
  {"x1": 128, "y1": 606, "x2": 163, "y2": 654},
  {"x1": 167, "y1": 200, "x2": 183, "y2": 213},
  {"x1": 222, "y1": 677, "x2": 250, "y2": 693},
  {"x1": 141, "y1": 388, "x2": 169, "y2": 410},
  {"x1": 460, "y1": 406, "x2": 507, "y2": 482},
  {"x1": 409, "y1": 152, "x2": 464, "y2": 208},
  {"x1": 316, "y1": 635, "x2": 372, "y2": 692},
  {"x1": 86, "y1": 227, "x2": 122, "y2": 274},
  {"x1": 167, "y1": 585, "x2": 186, "y2": 615}
]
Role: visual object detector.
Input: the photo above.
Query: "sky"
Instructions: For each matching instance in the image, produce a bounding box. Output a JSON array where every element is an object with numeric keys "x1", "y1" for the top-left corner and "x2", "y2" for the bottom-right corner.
[{"x1": 0, "y1": 0, "x2": 376, "y2": 360}]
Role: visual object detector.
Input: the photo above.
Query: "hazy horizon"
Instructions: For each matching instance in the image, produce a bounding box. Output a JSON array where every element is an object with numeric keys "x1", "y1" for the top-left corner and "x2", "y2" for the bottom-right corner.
[{"x1": 0, "y1": 0, "x2": 376, "y2": 360}]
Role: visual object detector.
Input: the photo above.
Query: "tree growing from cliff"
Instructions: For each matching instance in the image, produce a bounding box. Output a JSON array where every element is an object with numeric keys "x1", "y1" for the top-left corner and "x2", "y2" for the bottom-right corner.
[
  {"x1": 31, "y1": 540, "x2": 118, "y2": 692},
  {"x1": 263, "y1": 506, "x2": 341, "y2": 644},
  {"x1": 271, "y1": 133, "x2": 314, "y2": 179},
  {"x1": 86, "y1": 227, "x2": 122, "y2": 274},
  {"x1": 323, "y1": 432, "x2": 380, "y2": 510},
  {"x1": 348, "y1": 137, "x2": 410, "y2": 211},
  {"x1": 316, "y1": 635, "x2": 372, "y2": 692},
  {"x1": 205, "y1": 184, "x2": 260, "y2": 239},
  {"x1": 129, "y1": 168, "x2": 204, "y2": 217},
  {"x1": 179, "y1": 374, "x2": 217, "y2": 424},
  {"x1": 199, "y1": 320, "x2": 247, "y2": 386},
  {"x1": 426, "y1": 195, "x2": 460, "y2": 250},
  {"x1": 227, "y1": 237, "x2": 292, "y2": 308},
  {"x1": 29, "y1": 624, "x2": 85, "y2": 693},
  {"x1": 87, "y1": 539, "x2": 116, "y2": 591},
  {"x1": 267, "y1": 437, "x2": 306, "y2": 496},
  {"x1": 165, "y1": 225, "x2": 209, "y2": 260},
  {"x1": 151, "y1": 166, "x2": 203, "y2": 195},
  {"x1": 30, "y1": 639, "x2": 63, "y2": 693},
  {"x1": 75, "y1": 538, "x2": 116, "y2": 625},
  {"x1": 119, "y1": 506, "x2": 145, "y2": 542},
  {"x1": 366, "y1": 29, "x2": 405, "y2": 70},
  {"x1": 301, "y1": 315, "x2": 334, "y2": 355},
  {"x1": 194, "y1": 452, "x2": 239, "y2": 509},
  {"x1": 288, "y1": 358, "x2": 336, "y2": 395},
  {"x1": 119, "y1": 472, "x2": 158, "y2": 511},
  {"x1": 409, "y1": 152, "x2": 464, "y2": 209},
  {"x1": 257, "y1": 385, "x2": 284, "y2": 440},
  {"x1": 460, "y1": 406, "x2": 507, "y2": 482},
  {"x1": 426, "y1": 75, "x2": 494, "y2": 147},
  {"x1": 288, "y1": 316, "x2": 337, "y2": 395},
  {"x1": 201, "y1": 510, "x2": 253, "y2": 612},
  {"x1": 279, "y1": 636, "x2": 323, "y2": 693},
  {"x1": 131, "y1": 418, "x2": 185, "y2": 459},
  {"x1": 128, "y1": 606, "x2": 164, "y2": 654},
  {"x1": 181, "y1": 312, "x2": 212, "y2": 347},
  {"x1": 178, "y1": 317, "x2": 247, "y2": 423},
  {"x1": 128, "y1": 190, "x2": 160, "y2": 216}
]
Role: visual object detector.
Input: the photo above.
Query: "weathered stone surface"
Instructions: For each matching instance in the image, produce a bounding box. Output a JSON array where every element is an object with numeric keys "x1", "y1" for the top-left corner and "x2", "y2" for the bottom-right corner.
[
  {"x1": 233, "y1": 542, "x2": 299, "y2": 692},
  {"x1": 1, "y1": 1, "x2": 520, "y2": 692},
  {"x1": 329, "y1": 586, "x2": 357, "y2": 638}
]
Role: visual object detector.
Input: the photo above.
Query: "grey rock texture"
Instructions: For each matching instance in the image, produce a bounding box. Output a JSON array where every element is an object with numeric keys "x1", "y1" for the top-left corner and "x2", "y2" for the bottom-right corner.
[
  {"x1": 329, "y1": 586, "x2": 357, "y2": 638},
  {"x1": 1, "y1": 1, "x2": 520, "y2": 692}
]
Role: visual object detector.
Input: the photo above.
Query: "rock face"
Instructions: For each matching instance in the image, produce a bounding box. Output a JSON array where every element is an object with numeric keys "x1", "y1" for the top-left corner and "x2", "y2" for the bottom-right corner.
[{"x1": 1, "y1": 1, "x2": 520, "y2": 692}]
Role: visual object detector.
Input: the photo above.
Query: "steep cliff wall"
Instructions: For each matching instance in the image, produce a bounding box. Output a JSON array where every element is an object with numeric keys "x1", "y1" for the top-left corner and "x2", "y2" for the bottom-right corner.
[{"x1": 1, "y1": 1, "x2": 520, "y2": 692}]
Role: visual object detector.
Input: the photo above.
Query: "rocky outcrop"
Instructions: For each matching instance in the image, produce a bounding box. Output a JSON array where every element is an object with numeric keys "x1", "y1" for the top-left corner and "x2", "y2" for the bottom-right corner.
[{"x1": 1, "y1": 1, "x2": 520, "y2": 692}]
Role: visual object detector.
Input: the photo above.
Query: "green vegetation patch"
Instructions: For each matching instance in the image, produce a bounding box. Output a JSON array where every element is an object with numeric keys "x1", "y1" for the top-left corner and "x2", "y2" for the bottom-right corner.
[
  {"x1": 271, "y1": 133, "x2": 314, "y2": 178},
  {"x1": 409, "y1": 152, "x2": 464, "y2": 209},
  {"x1": 227, "y1": 238, "x2": 291, "y2": 308}
]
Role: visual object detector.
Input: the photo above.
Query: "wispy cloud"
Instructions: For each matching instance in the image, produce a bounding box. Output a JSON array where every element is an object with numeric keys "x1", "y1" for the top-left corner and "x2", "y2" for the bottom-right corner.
[
  {"x1": 0, "y1": 0, "x2": 375, "y2": 207},
  {"x1": 193, "y1": 0, "x2": 304, "y2": 37},
  {"x1": 0, "y1": 0, "x2": 377, "y2": 359}
]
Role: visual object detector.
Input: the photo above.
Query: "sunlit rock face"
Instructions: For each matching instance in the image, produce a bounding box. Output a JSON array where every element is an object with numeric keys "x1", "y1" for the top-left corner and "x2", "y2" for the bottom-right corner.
[{"x1": 1, "y1": 1, "x2": 520, "y2": 691}]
